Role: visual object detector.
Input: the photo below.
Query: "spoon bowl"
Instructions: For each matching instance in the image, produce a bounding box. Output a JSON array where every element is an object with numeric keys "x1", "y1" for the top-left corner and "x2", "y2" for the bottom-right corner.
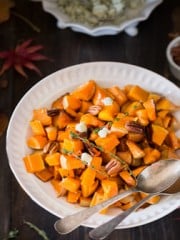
[{"x1": 54, "y1": 159, "x2": 180, "y2": 235}]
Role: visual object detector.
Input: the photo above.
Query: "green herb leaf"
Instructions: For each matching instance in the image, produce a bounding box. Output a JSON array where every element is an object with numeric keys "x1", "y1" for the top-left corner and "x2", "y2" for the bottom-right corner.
[
  {"x1": 7, "y1": 229, "x2": 19, "y2": 239},
  {"x1": 24, "y1": 221, "x2": 49, "y2": 240}
]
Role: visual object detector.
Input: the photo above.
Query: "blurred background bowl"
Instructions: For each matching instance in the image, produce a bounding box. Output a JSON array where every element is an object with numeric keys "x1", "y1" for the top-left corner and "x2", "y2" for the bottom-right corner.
[
  {"x1": 166, "y1": 36, "x2": 180, "y2": 81},
  {"x1": 41, "y1": 0, "x2": 163, "y2": 37}
]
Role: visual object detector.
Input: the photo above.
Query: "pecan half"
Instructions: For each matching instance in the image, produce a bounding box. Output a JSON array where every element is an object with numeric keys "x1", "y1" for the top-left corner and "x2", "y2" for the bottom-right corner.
[
  {"x1": 125, "y1": 121, "x2": 144, "y2": 134},
  {"x1": 105, "y1": 158, "x2": 122, "y2": 176},
  {"x1": 47, "y1": 108, "x2": 60, "y2": 117},
  {"x1": 84, "y1": 142, "x2": 101, "y2": 157},
  {"x1": 87, "y1": 105, "x2": 102, "y2": 115},
  {"x1": 43, "y1": 141, "x2": 59, "y2": 154}
]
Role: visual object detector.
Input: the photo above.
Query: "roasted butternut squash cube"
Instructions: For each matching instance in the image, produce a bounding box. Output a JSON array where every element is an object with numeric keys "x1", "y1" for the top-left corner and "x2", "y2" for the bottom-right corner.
[
  {"x1": 95, "y1": 133, "x2": 120, "y2": 152},
  {"x1": 151, "y1": 124, "x2": 168, "y2": 145},
  {"x1": 61, "y1": 177, "x2": 81, "y2": 193},
  {"x1": 71, "y1": 80, "x2": 96, "y2": 101},
  {"x1": 127, "y1": 85, "x2": 149, "y2": 102},
  {"x1": 23, "y1": 153, "x2": 45, "y2": 173},
  {"x1": 32, "y1": 108, "x2": 52, "y2": 126}
]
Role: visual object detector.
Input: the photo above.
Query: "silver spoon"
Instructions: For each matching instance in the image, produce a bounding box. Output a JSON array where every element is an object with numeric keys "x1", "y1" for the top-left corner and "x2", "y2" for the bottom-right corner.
[
  {"x1": 89, "y1": 181, "x2": 180, "y2": 240},
  {"x1": 54, "y1": 159, "x2": 180, "y2": 235}
]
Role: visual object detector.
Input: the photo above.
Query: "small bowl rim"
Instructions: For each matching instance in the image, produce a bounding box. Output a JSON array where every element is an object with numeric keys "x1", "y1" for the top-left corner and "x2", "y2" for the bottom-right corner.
[{"x1": 166, "y1": 36, "x2": 180, "y2": 70}]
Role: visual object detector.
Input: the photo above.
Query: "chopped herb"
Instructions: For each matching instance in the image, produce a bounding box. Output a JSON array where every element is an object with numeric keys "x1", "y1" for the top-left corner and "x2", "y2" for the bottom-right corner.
[
  {"x1": 24, "y1": 221, "x2": 49, "y2": 240},
  {"x1": 61, "y1": 148, "x2": 73, "y2": 155},
  {"x1": 4, "y1": 229, "x2": 19, "y2": 239}
]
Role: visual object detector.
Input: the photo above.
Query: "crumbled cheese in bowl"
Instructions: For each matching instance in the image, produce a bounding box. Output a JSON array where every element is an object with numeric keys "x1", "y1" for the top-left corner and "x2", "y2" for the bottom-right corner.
[{"x1": 57, "y1": 0, "x2": 145, "y2": 27}]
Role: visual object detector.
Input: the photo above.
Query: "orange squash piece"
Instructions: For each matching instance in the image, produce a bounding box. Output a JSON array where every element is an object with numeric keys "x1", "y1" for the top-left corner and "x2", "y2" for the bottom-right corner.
[
  {"x1": 30, "y1": 120, "x2": 46, "y2": 136},
  {"x1": 62, "y1": 95, "x2": 81, "y2": 110},
  {"x1": 35, "y1": 168, "x2": 53, "y2": 182},
  {"x1": 95, "y1": 133, "x2": 120, "y2": 153},
  {"x1": 61, "y1": 177, "x2": 81, "y2": 193},
  {"x1": 71, "y1": 80, "x2": 96, "y2": 101},
  {"x1": 27, "y1": 135, "x2": 48, "y2": 149},
  {"x1": 23, "y1": 153, "x2": 45, "y2": 173},
  {"x1": 119, "y1": 170, "x2": 136, "y2": 186},
  {"x1": 107, "y1": 86, "x2": 128, "y2": 106},
  {"x1": 58, "y1": 168, "x2": 74, "y2": 178},
  {"x1": 62, "y1": 138, "x2": 84, "y2": 155},
  {"x1": 51, "y1": 179, "x2": 67, "y2": 196},
  {"x1": 127, "y1": 85, "x2": 149, "y2": 102},
  {"x1": 80, "y1": 167, "x2": 96, "y2": 186},
  {"x1": 45, "y1": 126, "x2": 58, "y2": 141},
  {"x1": 60, "y1": 154, "x2": 85, "y2": 170},
  {"x1": 81, "y1": 180, "x2": 99, "y2": 198},
  {"x1": 92, "y1": 85, "x2": 112, "y2": 106},
  {"x1": 67, "y1": 191, "x2": 81, "y2": 203},
  {"x1": 80, "y1": 113, "x2": 104, "y2": 127},
  {"x1": 126, "y1": 140, "x2": 145, "y2": 159},
  {"x1": 143, "y1": 99, "x2": 156, "y2": 121},
  {"x1": 98, "y1": 101, "x2": 120, "y2": 121},
  {"x1": 32, "y1": 108, "x2": 52, "y2": 126},
  {"x1": 151, "y1": 124, "x2": 168, "y2": 146},
  {"x1": 45, "y1": 152, "x2": 61, "y2": 166},
  {"x1": 101, "y1": 179, "x2": 118, "y2": 198},
  {"x1": 53, "y1": 110, "x2": 72, "y2": 129},
  {"x1": 143, "y1": 147, "x2": 161, "y2": 165}
]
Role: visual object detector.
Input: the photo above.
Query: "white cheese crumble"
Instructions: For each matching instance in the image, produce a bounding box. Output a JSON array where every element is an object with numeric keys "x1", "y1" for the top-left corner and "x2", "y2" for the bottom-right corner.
[
  {"x1": 102, "y1": 97, "x2": 113, "y2": 106},
  {"x1": 81, "y1": 152, "x2": 93, "y2": 166},
  {"x1": 60, "y1": 155, "x2": 67, "y2": 169},
  {"x1": 75, "y1": 122, "x2": 87, "y2": 133},
  {"x1": 98, "y1": 127, "x2": 109, "y2": 138}
]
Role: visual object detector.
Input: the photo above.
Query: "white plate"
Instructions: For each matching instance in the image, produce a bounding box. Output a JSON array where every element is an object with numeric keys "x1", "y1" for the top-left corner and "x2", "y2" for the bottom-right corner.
[
  {"x1": 6, "y1": 62, "x2": 180, "y2": 229},
  {"x1": 41, "y1": 0, "x2": 163, "y2": 37}
]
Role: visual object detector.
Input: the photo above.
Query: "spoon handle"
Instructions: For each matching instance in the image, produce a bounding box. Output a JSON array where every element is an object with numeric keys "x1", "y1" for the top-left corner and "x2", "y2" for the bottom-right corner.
[
  {"x1": 89, "y1": 193, "x2": 168, "y2": 240},
  {"x1": 54, "y1": 188, "x2": 135, "y2": 234}
]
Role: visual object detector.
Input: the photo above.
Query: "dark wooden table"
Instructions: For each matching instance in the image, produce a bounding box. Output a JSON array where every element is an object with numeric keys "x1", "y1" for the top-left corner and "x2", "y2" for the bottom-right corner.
[{"x1": 0, "y1": 0, "x2": 180, "y2": 239}]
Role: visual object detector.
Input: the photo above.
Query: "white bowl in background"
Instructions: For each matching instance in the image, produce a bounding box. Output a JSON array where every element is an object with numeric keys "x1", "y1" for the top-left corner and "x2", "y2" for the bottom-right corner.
[
  {"x1": 166, "y1": 36, "x2": 180, "y2": 81},
  {"x1": 41, "y1": 0, "x2": 163, "y2": 37}
]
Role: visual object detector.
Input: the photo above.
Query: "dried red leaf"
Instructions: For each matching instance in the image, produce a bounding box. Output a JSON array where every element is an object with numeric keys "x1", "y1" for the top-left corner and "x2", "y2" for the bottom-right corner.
[{"x1": 0, "y1": 39, "x2": 50, "y2": 78}]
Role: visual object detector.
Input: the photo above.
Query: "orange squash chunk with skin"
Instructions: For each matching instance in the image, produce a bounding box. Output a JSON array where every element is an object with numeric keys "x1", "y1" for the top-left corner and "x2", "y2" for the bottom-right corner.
[
  {"x1": 95, "y1": 133, "x2": 120, "y2": 153},
  {"x1": 27, "y1": 135, "x2": 48, "y2": 149},
  {"x1": 59, "y1": 168, "x2": 74, "y2": 178},
  {"x1": 23, "y1": 153, "x2": 45, "y2": 173},
  {"x1": 30, "y1": 120, "x2": 46, "y2": 136},
  {"x1": 127, "y1": 85, "x2": 149, "y2": 102},
  {"x1": 151, "y1": 124, "x2": 168, "y2": 146},
  {"x1": 61, "y1": 177, "x2": 81, "y2": 193},
  {"x1": 143, "y1": 147, "x2": 161, "y2": 165},
  {"x1": 98, "y1": 101, "x2": 120, "y2": 121},
  {"x1": 81, "y1": 180, "x2": 99, "y2": 198},
  {"x1": 71, "y1": 80, "x2": 96, "y2": 101},
  {"x1": 67, "y1": 191, "x2": 81, "y2": 203},
  {"x1": 33, "y1": 108, "x2": 52, "y2": 126},
  {"x1": 51, "y1": 179, "x2": 67, "y2": 196},
  {"x1": 156, "y1": 98, "x2": 176, "y2": 111},
  {"x1": 119, "y1": 170, "x2": 136, "y2": 186},
  {"x1": 90, "y1": 191, "x2": 105, "y2": 207},
  {"x1": 80, "y1": 113, "x2": 104, "y2": 127},
  {"x1": 143, "y1": 99, "x2": 156, "y2": 121},
  {"x1": 53, "y1": 110, "x2": 72, "y2": 129},
  {"x1": 92, "y1": 85, "x2": 112, "y2": 106},
  {"x1": 126, "y1": 140, "x2": 145, "y2": 159},
  {"x1": 45, "y1": 152, "x2": 61, "y2": 166},
  {"x1": 63, "y1": 95, "x2": 81, "y2": 110},
  {"x1": 80, "y1": 167, "x2": 96, "y2": 186},
  {"x1": 107, "y1": 86, "x2": 128, "y2": 106},
  {"x1": 60, "y1": 154, "x2": 85, "y2": 170},
  {"x1": 35, "y1": 168, "x2": 53, "y2": 182},
  {"x1": 45, "y1": 126, "x2": 58, "y2": 141},
  {"x1": 62, "y1": 138, "x2": 84, "y2": 155},
  {"x1": 101, "y1": 179, "x2": 118, "y2": 198}
]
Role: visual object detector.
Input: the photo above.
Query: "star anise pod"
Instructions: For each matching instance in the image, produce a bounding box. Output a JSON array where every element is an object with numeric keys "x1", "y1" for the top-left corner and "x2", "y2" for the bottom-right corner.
[{"x1": 0, "y1": 39, "x2": 50, "y2": 78}]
